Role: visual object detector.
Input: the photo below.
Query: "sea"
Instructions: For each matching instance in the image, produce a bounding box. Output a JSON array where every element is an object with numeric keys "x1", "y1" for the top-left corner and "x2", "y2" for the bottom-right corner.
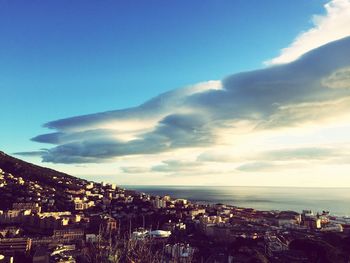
[{"x1": 124, "y1": 185, "x2": 350, "y2": 216}]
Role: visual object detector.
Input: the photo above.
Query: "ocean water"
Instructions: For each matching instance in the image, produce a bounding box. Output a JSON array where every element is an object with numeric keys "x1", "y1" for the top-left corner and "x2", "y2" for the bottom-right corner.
[{"x1": 125, "y1": 186, "x2": 350, "y2": 216}]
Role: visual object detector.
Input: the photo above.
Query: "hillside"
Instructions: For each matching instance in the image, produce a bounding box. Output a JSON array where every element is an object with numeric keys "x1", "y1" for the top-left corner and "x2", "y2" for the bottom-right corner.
[
  {"x1": 0, "y1": 151, "x2": 82, "y2": 186},
  {"x1": 0, "y1": 151, "x2": 87, "y2": 210}
]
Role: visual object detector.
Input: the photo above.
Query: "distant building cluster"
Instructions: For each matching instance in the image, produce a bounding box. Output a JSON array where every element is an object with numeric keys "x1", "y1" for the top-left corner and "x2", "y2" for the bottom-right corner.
[{"x1": 0, "y1": 166, "x2": 350, "y2": 262}]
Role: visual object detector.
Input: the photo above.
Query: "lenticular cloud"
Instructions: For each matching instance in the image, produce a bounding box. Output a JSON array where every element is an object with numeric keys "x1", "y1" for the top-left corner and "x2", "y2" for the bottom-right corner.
[{"x1": 21, "y1": 36, "x2": 350, "y2": 163}]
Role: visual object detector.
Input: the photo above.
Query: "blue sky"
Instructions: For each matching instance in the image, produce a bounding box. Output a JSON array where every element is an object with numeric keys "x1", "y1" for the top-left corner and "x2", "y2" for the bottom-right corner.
[
  {"x1": 2, "y1": 0, "x2": 350, "y2": 186},
  {"x1": 1, "y1": 0, "x2": 325, "y2": 150}
]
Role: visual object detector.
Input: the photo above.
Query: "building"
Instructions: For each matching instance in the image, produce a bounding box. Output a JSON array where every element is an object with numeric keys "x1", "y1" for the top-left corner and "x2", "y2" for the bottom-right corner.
[
  {"x1": 103, "y1": 217, "x2": 117, "y2": 233},
  {"x1": 0, "y1": 238, "x2": 32, "y2": 255},
  {"x1": 85, "y1": 182, "x2": 94, "y2": 190},
  {"x1": 85, "y1": 234, "x2": 98, "y2": 243},
  {"x1": 0, "y1": 227, "x2": 21, "y2": 238},
  {"x1": 12, "y1": 203, "x2": 41, "y2": 213},
  {"x1": 52, "y1": 229, "x2": 84, "y2": 241},
  {"x1": 32, "y1": 247, "x2": 49, "y2": 263},
  {"x1": 275, "y1": 212, "x2": 301, "y2": 226},
  {"x1": 165, "y1": 243, "x2": 195, "y2": 262},
  {"x1": 74, "y1": 200, "x2": 94, "y2": 211},
  {"x1": 320, "y1": 223, "x2": 343, "y2": 232},
  {"x1": 153, "y1": 196, "x2": 167, "y2": 209},
  {"x1": 303, "y1": 217, "x2": 321, "y2": 229}
]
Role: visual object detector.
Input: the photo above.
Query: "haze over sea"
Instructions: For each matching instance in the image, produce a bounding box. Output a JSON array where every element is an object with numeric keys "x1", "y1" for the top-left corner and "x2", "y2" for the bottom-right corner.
[{"x1": 126, "y1": 186, "x2": 350, "y2": 216}]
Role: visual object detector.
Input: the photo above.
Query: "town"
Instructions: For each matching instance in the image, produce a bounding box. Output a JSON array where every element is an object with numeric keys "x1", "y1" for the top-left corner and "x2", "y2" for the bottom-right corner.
[{"x1": 1, "y1": 152, "x2": 350, "y2": 263}]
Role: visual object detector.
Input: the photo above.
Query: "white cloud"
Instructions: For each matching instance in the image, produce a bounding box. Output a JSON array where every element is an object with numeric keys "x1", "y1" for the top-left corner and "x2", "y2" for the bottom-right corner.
[{"x1": 266, "y1": 0, "x2": 350, "y2": 65}]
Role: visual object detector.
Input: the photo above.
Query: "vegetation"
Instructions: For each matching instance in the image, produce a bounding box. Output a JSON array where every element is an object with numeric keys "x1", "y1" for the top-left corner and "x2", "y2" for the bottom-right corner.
[{"x1": 289, "y1": 238, "x2": 347, "y2": 263}]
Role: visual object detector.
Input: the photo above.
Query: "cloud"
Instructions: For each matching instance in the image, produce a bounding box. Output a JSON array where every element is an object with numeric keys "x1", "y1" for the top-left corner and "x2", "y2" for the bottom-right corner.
[
  {"x1": 322, "y1": 67, "x2": 350, "y2": 89},
  {"x1": 35, "y1": 112, "x2": 214, "y2": 163},
  {"x1": 197, "y1": 147, "x2": 341, "y2": 164},
  {"x1": 32, "y1": 130, "x2": 119, "y2": 145},
  {"x1": 266, "y1": 0, "x2": 350, "y2": 65},
  {"x1": 23, "y1": 36, "x2": 350, "y2": 164},
  {"x1": 261, "y1": 147, "x2": 335, "y2": 160},
  {"x1": 197, "y1": 151, "x2": 237, "y2": 163},
  {"x1": 121, "y1": 166, "x2": 150, "y2": 174},
  {"x1": 151, "y1": 160, "x2": 202, "y2": 173},
  {"x1": 257, "y1": 96, "x2": 350, "y2": 129},
  {"x1": 236, "y1": 145, "x2": 350, "y2": 172},
  {"x1": 14, "y1": 150, "x2": 48, "y2": 157},
  {"x1": 236, "y1": 162, "x2": 277, "y2": 172},
  {"x1": 42, "y1": 80, "x2": 221, "y2": 133},
  {"x1": 236, "y1": 161, "x2": 305, "y2": 173}
]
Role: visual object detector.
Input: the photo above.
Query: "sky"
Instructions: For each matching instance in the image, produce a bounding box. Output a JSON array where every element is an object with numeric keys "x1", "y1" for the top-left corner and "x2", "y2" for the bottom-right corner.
[{"x1": 1, "y1": 0, "x2": 350, "y2": 186}]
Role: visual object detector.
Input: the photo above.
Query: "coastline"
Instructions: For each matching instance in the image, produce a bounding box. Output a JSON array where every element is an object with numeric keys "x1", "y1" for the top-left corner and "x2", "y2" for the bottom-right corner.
[{"x1": 124, "y1": 185, "x2": 350, "y2": 217}]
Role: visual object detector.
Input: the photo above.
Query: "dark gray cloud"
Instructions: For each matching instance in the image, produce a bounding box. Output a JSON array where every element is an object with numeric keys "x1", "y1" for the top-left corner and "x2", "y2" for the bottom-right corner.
[
  {"x1": 23, "y1": 37, "x2": 350, "y2": 163},
  {"x1": 32, "y1": 129, "x2": 118, "y2": 144},
  {"x1": 35, "y1": 113, "x2": 213, "y2": 163}
]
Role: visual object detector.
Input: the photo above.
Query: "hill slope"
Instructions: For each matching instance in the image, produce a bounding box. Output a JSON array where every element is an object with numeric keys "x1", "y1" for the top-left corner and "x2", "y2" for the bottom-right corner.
[
  {"x1": 0, "y1": 151, "x2": 86, "y2": 197},
  {"x1": 0, "y1": 151, "x2": 88, "y2": 210},
  {"x1": 0, "y1": 151, "x2": 80, "y2": 184}
]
